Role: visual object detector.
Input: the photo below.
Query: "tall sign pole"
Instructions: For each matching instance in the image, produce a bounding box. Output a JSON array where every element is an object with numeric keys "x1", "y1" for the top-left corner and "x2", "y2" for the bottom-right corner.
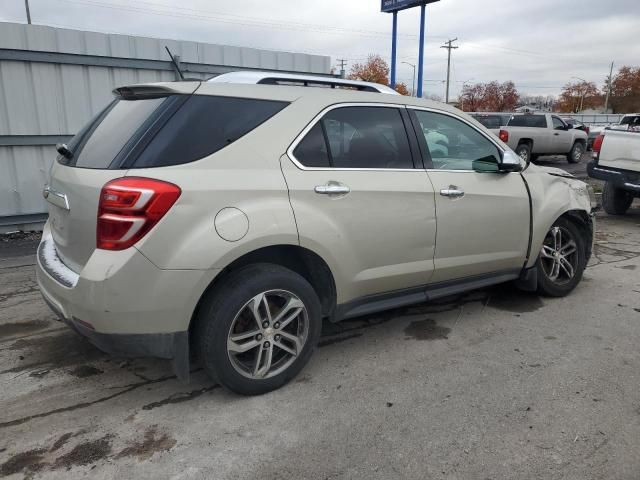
[
  {"x1": 390, "y1": 11, "x2": 398, "y2": 88},
  {"x1": 416, "y1": 4, "x2": 426, "y2": 98},
  {"x1": 381, "y1": 1, "x2": 440, "y2": 94}
]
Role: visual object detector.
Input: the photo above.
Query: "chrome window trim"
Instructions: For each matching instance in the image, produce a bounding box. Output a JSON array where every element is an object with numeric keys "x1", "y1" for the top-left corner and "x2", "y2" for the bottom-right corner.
[
  {"x1": 286, "y1": 102, "x2": 421, "y2": 172},
  {"x1": 408, "y1": 106, "x2": 510, "y2": 173}
]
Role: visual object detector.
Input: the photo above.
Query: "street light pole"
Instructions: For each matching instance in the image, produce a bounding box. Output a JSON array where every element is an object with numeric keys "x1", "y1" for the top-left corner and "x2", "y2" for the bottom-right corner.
[
  {"x1": 402, "y1": 62, "x2": 416, "y2": 96},
  {"x1": 571, "y1": 76, "x2": 587, "y2": 113}
]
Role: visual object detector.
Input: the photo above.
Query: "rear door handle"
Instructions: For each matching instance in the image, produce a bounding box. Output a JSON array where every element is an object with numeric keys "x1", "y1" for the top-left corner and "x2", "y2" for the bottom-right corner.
[
  {"x1": 554, "y1": 133, "x2": 560, "y2": 136},
  {"x1": 314, "y1": 182, "x2": 350, "y2": 195},
  {"x1": 440, "y1": 186, "x2": 464, "y2": 198}
]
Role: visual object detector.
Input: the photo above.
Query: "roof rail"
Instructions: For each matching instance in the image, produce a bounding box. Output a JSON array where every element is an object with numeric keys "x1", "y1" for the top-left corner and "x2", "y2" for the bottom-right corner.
[{"x1": 208, "y1": 71, "x2": 399, "y2": 95}]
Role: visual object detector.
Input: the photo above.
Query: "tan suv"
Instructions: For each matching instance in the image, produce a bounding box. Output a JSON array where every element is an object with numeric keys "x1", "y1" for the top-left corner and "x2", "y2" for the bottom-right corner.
[{"x1": 37, "y1": 74, "x2": 596, "y2": 395}]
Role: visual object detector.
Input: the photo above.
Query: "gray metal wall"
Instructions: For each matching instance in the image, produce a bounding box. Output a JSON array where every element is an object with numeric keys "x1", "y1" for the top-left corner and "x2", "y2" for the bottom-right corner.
[{"x1": 0, "y1": 22, "x2": 331, "y2": 231}]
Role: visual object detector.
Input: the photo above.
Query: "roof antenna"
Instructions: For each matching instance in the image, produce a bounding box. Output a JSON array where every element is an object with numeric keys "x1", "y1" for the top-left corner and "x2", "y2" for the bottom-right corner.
[{"x1": 165, "y1": 46, "x2": 185, "y2": 81}]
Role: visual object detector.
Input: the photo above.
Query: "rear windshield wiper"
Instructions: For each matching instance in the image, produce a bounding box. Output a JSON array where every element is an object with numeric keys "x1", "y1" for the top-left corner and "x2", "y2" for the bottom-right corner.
[{"x1": 56, "y1": 143, "x2": 74, "y2": 159}]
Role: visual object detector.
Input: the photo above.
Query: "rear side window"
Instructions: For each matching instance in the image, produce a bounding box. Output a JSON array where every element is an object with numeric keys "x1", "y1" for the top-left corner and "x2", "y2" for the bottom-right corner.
[
  {"x1": 293, "y1": 123, "x2": 330, "y2": 168},
  {"x1": 134, "y1": 96, "x2": 288, "y2": 168},
  {"x1": 293, "y1": 106, "x2": 413, "y2": 169},
  {"x1": 507, "y1": 115, "x2": 546, "y2": 128}
]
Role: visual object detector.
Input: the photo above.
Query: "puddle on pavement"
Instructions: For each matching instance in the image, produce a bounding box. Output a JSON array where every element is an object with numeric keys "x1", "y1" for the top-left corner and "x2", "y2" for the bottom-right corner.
[
  {"x1": 2, "y1": 331, "x2": 105, "y2": 375},
  {"x1": 616, "y1": 264, "x2": 637, "y2": 270},
  {"x1": 0, "y1": 448, "x2": 47, "y2": 477},
  {"x1": 404, "y1": 318, "x2": 451, "y2": 341},
  {"x1": 0, "y1": 319, "x2": 51, "y2": 339},
  {"x1": 68, "y1": 365, "x2": 104, "y2": 378},
  {"x1": 115, "y1": 426, "x2": 176, "y2": 461},
  {"x1": 486, "y1": 286, "x2": 544, "y2": 313},
  {"x1": 54, "y1": 435, "x2": 113, "y2": 469}
]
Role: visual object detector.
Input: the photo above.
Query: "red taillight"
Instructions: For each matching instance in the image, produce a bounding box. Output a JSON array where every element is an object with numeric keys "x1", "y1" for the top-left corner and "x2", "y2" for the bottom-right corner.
[
  {"x1": 499, "y1": 129, "x2": 509, "y2": 143},
  {"x1": 97, "y1": 177, "x2": 181, "y2": 250},
  {"x1": 592, "y1": 134, "x2": 605, "y2": 161}
]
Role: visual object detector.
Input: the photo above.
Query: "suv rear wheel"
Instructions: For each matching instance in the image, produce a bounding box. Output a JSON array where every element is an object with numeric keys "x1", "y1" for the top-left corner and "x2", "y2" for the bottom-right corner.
[
  {"x1": 536, "y1": 218, "x2": 586, "y2": 297},
  {"x1": 196, "y1": 264, "x2": 322, "y2": 395},
  {"x1": 602, "y1": 182, "x2": 633, "y2": 215}
]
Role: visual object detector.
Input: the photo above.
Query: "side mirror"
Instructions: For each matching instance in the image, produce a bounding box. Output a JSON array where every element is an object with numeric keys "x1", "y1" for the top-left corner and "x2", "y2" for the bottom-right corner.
[
  {"x1": 499, "y1": 150, "x2": 523, "y2": 172},
  {"x1": 472, "y1": 152, "x2": 522, "y2": 173}
]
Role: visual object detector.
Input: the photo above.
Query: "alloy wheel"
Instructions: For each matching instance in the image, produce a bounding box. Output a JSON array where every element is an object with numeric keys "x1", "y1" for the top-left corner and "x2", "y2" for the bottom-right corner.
[
  {"x1": 226, "y1": 290, "x2": 309, "y2": 379},
  {"x1": 540, "y1": 226, "x2": 579, "y2": 285}
]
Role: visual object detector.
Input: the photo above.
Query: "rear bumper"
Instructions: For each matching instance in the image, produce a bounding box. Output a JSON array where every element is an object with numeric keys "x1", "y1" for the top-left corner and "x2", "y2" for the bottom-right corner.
[
  {"x1": 587, "y1": 160, "x2": 640, "y2": 193},
  {"x1": 36, "y1": 223, "x2": 217, "y2": 375}
]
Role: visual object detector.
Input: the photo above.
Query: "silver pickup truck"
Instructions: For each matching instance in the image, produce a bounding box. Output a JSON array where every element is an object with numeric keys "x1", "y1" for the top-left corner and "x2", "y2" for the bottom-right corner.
[
  {"x1": 498, "y1": 113, "x2": 588, "y2": 164},
  {"x1": 588, "y1": 129, "x2": 640, "y2": 215}
]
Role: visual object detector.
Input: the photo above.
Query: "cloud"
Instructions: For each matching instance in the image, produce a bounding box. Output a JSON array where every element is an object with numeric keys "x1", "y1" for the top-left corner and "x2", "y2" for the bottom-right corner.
[{"x1": 1, "y1": 0, "x2": 638, "y2": 97}]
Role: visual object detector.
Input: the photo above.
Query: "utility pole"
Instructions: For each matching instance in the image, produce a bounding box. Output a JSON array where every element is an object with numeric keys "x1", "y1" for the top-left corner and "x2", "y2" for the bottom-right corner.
[
  {"x1": 604, "y1": 61, "x2": 614, "y2": 113},
  {"x1": 440, "y1": 38, "x2": 458, "y2": 103},
  {"x1": 24, "y1": 0, "x2": 32, "y2": 24},
  {"x1": 336, "y1": 59, "x2": 347, "y2": 79}
]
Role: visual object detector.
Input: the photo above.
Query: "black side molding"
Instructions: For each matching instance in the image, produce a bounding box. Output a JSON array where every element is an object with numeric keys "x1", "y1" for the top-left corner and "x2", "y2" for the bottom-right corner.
[{"x1": 333, "y1": 269, "x2": 521, "y2": 322}]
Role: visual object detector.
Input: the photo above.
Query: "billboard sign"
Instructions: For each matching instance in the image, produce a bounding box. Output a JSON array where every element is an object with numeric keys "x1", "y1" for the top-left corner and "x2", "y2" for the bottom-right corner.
[{"x1": 381, "y1": 0, "x2": 439, "y2": 13}]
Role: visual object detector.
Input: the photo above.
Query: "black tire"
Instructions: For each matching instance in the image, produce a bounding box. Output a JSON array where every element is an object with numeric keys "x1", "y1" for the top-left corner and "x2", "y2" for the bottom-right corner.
[
  {"x1": 195, "y1": 264, "x2": 322, "y2": 395},
  {"x1": 567, "y1": 142, "x2": 584, "y2": 163},
  {"x1": 536, "y1": 217, "x2": 586, "y2": 297},
  {"x1": 602, "y1": 182, "x2": 633, "y2": 215},
  {"x1": 515, "y1": 143, "x2": 531, "y2": 163}
]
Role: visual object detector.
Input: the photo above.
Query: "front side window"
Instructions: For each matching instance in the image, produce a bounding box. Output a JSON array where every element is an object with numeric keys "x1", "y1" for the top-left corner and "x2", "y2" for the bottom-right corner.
[
  {"x1": 293, "y1": 106, "x2": 413, "y2": 169},
  {"x1": 552, "y1": 116, "x2": 565, "y2": 130},
  {"x1": 412, "y1": 110, "x2": 501, "y2": 171}
]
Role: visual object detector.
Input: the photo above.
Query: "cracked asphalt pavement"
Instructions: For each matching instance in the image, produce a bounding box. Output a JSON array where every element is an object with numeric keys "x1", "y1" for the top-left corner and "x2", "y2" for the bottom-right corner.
[{"x1": 1, "y1": 191, "x2": 640, "y2": 478}]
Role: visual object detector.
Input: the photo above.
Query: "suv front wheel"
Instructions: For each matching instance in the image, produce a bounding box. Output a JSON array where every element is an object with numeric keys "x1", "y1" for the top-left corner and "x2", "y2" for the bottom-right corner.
[
  {"x1": 196, "y1": 264, "x2": 322, "y2": 395},
  {"x1": 536, "y1": 218, "x2": 586, "y2": 296}
]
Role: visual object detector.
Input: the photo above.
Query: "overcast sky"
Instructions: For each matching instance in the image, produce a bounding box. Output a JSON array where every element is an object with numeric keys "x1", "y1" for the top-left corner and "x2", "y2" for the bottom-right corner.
[{"x1": 2, "y1": 0, "x2": 639, "y2": 98}]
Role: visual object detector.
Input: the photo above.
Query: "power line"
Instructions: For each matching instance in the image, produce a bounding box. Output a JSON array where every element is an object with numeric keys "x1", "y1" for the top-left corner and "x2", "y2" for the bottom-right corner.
[{"x1": 52, "y1": 0, "x2": 446, "y2": 41}]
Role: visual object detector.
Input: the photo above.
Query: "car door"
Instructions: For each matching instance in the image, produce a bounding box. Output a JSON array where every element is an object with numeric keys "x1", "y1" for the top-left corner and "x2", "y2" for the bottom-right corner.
[
  {"x1": 409, "y1": 108, "x2": 530, "y2": 283},
  {"x1": 551, "y1": 115, "x2": 573, "y2": 153},
  {"x1": 280, "y1": 103, "x2": 437, "y2": 305}
]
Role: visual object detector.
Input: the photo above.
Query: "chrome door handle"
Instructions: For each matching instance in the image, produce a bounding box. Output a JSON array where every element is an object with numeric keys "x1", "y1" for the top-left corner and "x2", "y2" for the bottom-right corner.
[
  {"x1": 440, "y1": 186, "x2": 464, "y2": 198},
  {"x1": 314, "y1": 182, "x2": 350, "y2": 195}
]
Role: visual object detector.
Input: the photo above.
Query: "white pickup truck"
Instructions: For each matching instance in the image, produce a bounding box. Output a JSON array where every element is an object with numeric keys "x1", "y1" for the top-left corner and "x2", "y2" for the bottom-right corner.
[
  {"x1": 498, "y1": 113, "x2": 588, "y2": 164},
  {"x1": 588, "y1": 129, "x2": 640, "y2": 215}
]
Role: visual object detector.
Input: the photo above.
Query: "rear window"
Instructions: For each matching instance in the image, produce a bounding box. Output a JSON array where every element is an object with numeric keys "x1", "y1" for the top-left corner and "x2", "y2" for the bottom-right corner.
[
  {"x1": 60, "y1": 95, "x2": 288, "y2": 169},
  {"x1": 507, "y1": 115, "x2": 547, "y2": 128},
  {"x1": 473, "y1": 115, "x2": 504, "y2": 129}
]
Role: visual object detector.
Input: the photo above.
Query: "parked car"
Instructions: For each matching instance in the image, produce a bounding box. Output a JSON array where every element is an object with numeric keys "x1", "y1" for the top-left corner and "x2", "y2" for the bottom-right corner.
[
  {"x1": 37, "y1": 73, "x2": 596, "y2": 395},
  {"x1": 588, "y1": 129, "x2": 640, "y2": 215},
  {"x1": 468, "y1": 113, "x2": 511, "y2": 135},
  {"x1": 611, "y1": 113, "x2": 640, "y2": 132},
  {"x1": 498, "y1": 113, "x2": 588, "y2": 164}
]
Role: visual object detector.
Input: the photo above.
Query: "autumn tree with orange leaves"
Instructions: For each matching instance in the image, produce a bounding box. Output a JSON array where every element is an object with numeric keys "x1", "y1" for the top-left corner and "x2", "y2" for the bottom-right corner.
[
  {"x1": 348, "y1": 54, "x2": 410, "y2": 96},
  {"x1": 555, "y1": 81, "x2": 602, "y2": 113},
  {"x1": 460, "y1": 81, "x2": 520, "y2": 112},
  {"x1": 608, "y1": 66, "x2": 640, "y2": 113}
]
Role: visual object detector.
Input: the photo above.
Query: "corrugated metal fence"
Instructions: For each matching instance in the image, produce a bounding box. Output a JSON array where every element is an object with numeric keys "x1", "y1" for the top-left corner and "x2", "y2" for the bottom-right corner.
[{"x1": 0, "y1": 22, "x2": 331, "y2": 231}]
